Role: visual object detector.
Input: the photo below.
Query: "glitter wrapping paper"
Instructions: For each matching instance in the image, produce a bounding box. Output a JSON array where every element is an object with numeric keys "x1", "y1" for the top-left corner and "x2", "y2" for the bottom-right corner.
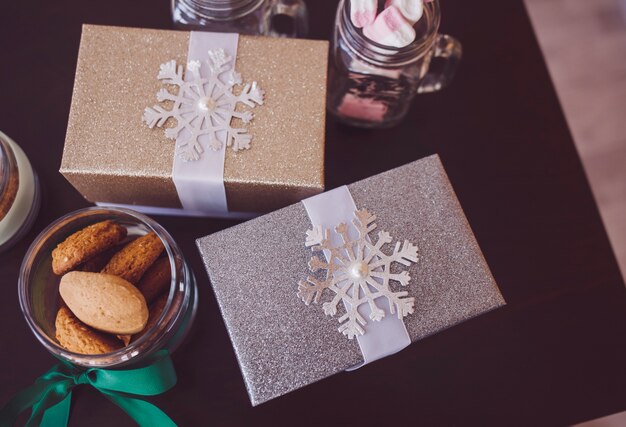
[
  {"x1": 196, "y1": 155, "x2": 505, "y2": 405},
  {"x1": 61, "y1": 25, "x2": 327, "y2": 212}
]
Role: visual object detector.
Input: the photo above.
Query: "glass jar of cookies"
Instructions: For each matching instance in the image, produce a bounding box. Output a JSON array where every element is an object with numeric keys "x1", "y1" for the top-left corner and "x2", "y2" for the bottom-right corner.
[
  {"x1": 18, "y1": 207, "x2": 197, "y2": 368},
  {"x1": 0, "y1": 131, "x2": 40, "y2": 252}
]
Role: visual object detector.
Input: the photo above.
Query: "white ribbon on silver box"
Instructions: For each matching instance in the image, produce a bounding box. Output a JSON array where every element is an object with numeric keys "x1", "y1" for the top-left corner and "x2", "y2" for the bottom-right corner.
[
  {"x1": 302, "y1": 185, "x2": 411, "y2": 369},
  {"x1": 171, "y1": 31, "x2": 239, "y2": 215}
]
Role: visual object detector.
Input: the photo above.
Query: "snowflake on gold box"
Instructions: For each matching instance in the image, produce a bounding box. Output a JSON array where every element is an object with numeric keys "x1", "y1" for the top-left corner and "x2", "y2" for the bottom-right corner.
[
  {"x1": 143, "y1": 48, "x2": 264, "y2": 161},
  {"x1": 297, "y1": 209, "x2": 419, "y2": 339}
]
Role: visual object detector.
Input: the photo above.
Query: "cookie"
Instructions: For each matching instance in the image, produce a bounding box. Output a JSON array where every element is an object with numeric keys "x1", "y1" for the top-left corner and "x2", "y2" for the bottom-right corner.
[
  {"x1": 55, "y1": 306, "x2": 122, "y2": 355},
  {"x1": 60, "y1": 271, "x2": 149, "y2": 335},
  {"x1": 0, "y1": 166, "x2": 18, "y2": 221},
  {"x1": 101, "y1": 232, "x2": 164, "y2": 284},
  {"x1": 117, "y1": 334, "x2": 131, "y2": 346},
  {"x1": 136, "y1": 257, "x2": 171, "y2": 304},
  {"x1": 77, "y1": 242, "x2": 127, "y2": 273},
  {"x1": 133, "y1": 293, "x2": 168, "y2": 342},
  {"x1": 52, "y1": 220, "x2": 127, "y2": 275}
]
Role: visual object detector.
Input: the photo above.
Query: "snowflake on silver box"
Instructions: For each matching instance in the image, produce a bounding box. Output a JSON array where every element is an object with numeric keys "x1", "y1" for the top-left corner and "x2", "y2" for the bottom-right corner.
[
  {"x1": 143, "y1": 48, "x2": 264, "y2": 161},
  {"x1": 297, "y1": 209, "x2": 419, "y2": 339}
]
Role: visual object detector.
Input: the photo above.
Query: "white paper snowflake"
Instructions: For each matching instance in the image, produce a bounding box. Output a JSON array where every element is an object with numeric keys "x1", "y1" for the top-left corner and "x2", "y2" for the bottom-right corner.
[
  {"x1": 143, "y1": 48, "x2": 264, "y2": 161},
  {"x1": 297, "y1": 209, "x2": 419, "y2": 339}
]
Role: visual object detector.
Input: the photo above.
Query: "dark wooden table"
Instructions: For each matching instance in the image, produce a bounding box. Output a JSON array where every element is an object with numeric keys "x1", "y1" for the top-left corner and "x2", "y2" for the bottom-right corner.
[{"x1": 2, "y1": 0, "x2": 626, "y2": 426}]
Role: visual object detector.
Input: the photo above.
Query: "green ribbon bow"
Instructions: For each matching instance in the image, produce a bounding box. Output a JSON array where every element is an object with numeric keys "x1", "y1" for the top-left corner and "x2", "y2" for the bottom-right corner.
[{"x1": 0, "y1": 350, "x2": 177, "y2": 427}]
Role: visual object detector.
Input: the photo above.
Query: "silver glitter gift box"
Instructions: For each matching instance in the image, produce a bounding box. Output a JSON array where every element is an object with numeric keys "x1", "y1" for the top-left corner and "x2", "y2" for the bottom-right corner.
[{"x1": 196, "y1": 155, "x2": 505, "y2": 405}]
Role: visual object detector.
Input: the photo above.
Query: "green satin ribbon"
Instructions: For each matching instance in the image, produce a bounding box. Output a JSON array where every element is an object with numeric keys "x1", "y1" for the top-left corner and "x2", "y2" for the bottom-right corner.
[{"x1": 0, "y1": 350, "x2": 177, "y2": 427}]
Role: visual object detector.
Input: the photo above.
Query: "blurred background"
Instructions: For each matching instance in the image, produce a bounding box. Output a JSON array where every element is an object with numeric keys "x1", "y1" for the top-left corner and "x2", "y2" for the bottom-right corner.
[
  {"x1": 525, "y1": 0, "x2": 626, "y2": 285},
  {"x1": 525, "y1": 2, "x2": 626, "y2": 425}
]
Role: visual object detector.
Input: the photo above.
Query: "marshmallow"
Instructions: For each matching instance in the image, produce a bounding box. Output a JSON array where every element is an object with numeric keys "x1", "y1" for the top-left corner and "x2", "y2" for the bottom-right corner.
[
  {"x1": 384, "y1": 0, "x2": 423, "y2": 24},
  {"x1": 337, "y1": 94, "x2": 387, "y2": 122},
  {"x1": 350, "y1": 0, "x2": 378, "y2": 28},
  {"x1": 363, "y1": 6, "x2": 416, "y2": 48}
]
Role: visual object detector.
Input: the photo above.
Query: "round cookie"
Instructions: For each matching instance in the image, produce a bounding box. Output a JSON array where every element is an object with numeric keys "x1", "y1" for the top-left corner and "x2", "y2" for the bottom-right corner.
[
  {"x1": 101, "y1": 232, "x2": 164, "y2": 284},
  {"x1": 52, "y1": 220, "x2": 127, "y2": 275},
  {"x1": 55, "y1": 306, "x2": 122, "y2": 354}
]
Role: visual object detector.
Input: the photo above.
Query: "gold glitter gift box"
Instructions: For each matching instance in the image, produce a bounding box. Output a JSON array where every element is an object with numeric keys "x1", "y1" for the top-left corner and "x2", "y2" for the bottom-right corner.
[
  {"x1": 197, "y1": 155, "x2": 506, "y2": 405},
  {"x1": 61, "y1": 25, "x2": 327, "y2": 214}
]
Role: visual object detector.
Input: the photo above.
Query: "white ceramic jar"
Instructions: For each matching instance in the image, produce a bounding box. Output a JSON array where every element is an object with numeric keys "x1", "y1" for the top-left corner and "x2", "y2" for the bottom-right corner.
[{"x1": 0, "y1": 131, "x2": 40, "y2": 251}]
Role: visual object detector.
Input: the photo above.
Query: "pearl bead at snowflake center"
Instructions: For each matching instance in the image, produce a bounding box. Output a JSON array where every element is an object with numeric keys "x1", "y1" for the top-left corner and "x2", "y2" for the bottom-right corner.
[
  {"x1": 197, "y1": 96, "x2": 216, "y2": 112},
  {"x1": 349, "y1": 262, "x2": 370, "y2": 279}
]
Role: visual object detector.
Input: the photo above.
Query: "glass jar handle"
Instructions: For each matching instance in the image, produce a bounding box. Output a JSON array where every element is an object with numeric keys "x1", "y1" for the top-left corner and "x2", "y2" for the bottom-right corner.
[
  {"x1": 268, "y1": 0, "x2": 309, "y2": 38},
  {"x1": 417, "y1": 34, "x2": 462, "y2": 94}
]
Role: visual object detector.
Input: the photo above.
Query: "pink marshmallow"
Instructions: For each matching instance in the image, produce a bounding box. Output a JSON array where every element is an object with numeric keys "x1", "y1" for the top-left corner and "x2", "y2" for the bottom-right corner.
[
  {"x1": 350, "y1": 0, "x2": 378, "y2": 28},
  {"x1": 384, "y1": 0, "x2": 423, "y2": 24},
  {"x1": 363, "y1": 6, "x2": 416, "y2": 48},
  {"x1": 337, "y1": 93, "x2": 387, "y2": 122}
]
